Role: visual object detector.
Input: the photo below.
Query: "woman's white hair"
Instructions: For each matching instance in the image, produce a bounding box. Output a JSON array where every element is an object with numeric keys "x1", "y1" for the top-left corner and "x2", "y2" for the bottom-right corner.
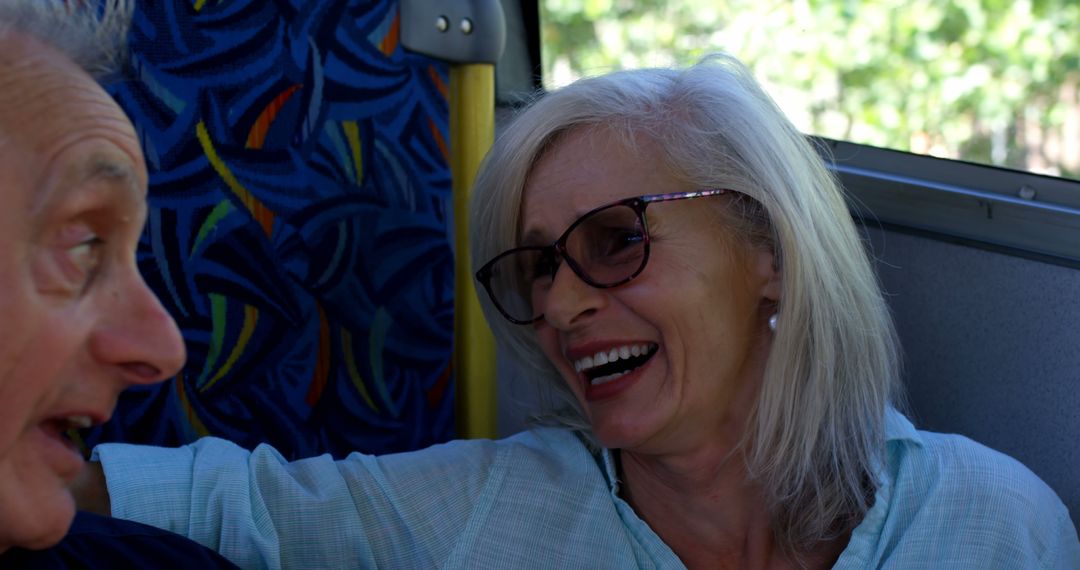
[
  {"x1": 470, "y1": 54, "x2": 902, "y2": 553},
  {"x1": 0, "y1": 0, "x2": 133, "y2": 82}
]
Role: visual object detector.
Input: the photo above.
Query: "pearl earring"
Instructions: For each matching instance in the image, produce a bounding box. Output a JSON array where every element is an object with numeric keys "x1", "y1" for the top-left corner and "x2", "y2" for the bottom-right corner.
[{"x1": 768, "y1": 314, "x2": 778, "y2": 332}]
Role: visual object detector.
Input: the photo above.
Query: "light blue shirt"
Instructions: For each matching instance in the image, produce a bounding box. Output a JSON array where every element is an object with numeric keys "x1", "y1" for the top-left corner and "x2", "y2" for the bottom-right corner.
[{"x1": 94, "y1": 409, "x2": 1079, "y2": 569}]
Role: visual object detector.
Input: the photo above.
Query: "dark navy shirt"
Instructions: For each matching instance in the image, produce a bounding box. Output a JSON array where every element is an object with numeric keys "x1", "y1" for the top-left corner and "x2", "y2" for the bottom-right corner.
[{"x1": 0, "y1": 511, "x2": 237, "y2": 569}]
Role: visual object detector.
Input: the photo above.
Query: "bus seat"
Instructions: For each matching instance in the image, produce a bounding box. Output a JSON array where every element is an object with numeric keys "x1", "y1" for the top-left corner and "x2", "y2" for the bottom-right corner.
[
  {"x1": 868, "y1": 226, "x2": 1080, "y2": 529},
  {"x1": 79, "y1": 0, "x2": 501, "y2": 459}
]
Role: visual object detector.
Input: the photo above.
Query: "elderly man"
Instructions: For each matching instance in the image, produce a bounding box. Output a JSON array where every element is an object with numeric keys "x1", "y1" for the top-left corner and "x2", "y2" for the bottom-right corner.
[{"x1": 0, "y1": 1, "x2": 233, "y2": 566}]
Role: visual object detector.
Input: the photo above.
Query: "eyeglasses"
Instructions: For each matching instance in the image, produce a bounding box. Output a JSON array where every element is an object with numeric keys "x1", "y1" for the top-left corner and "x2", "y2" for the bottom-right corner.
[{"x1": 475, "y1": 189, "x2": 731, "y2": 324}]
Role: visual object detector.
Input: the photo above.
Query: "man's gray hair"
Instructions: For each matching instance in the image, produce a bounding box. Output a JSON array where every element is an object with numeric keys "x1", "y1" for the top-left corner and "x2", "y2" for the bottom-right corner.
[{"x1": 0, "y1": 0, "x2": 133, "y2": 81}]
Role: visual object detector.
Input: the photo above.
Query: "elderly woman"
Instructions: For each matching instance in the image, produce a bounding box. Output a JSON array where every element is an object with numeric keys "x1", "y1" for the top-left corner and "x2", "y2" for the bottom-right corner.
[{"x1": 81, "y1": 56, "x2": 1078, "y2": 568}]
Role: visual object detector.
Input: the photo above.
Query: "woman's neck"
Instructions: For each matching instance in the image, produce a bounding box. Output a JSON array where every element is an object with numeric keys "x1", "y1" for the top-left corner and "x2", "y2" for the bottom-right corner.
[{"x1": 619, "y1": 448, "x2": 846, "y2": 570}]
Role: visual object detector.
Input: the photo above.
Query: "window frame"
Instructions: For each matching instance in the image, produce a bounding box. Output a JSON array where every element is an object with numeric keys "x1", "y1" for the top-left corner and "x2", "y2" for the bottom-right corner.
[{"x1": 818, "y1": 137, "x2": 1080, "y2": 268}]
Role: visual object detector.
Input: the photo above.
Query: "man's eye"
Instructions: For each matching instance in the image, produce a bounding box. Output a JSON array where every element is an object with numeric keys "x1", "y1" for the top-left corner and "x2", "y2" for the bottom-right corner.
[{"x1": 68, "y1": 236, "x2": 104, "y2": 278}]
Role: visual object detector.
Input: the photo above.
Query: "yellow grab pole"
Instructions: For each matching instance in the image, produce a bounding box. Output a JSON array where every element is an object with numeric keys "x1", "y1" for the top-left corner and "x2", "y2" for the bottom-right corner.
[{"x1": 450, "y1": 63, "x2": 497, "y2": 439}]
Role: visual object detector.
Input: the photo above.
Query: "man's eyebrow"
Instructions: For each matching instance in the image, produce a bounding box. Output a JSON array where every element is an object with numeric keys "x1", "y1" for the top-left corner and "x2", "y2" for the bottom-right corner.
[
  {"x1": 31, "y1": 155, "x2": 139, "y2": 213},
  {"x1": 87, "y1": 156, "x2": 136, "y2": 185},
  {"x1": 79, "y1": 156, "x2": 141, "y2": 202}
]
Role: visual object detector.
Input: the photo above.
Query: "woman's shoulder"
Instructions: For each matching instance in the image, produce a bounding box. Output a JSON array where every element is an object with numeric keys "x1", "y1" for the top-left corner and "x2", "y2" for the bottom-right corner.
[
  {"x1": 366, "y1": 426, "x2": 600, "y2": 482},
  {"x1": 488, "y1": 426, "x2": 603, "y2": 479},
  {"x1": 883, "y1": 408, "x2": 1061, "y2": 510},
  {"x1": 862, "y1": 412, "x2": 1079, "y2": 568},
  {"x1": 396, "y1": 425, "x2": 590, "y2": 458},
  {"x1": 894, "y1": 426, "x2": 1063, "y2": 515}
]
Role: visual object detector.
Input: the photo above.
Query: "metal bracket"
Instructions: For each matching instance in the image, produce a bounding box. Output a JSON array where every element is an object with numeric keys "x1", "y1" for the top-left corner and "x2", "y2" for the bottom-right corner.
[{"x1": 401, "y1": 0, "x2": 506, "y2": 64}]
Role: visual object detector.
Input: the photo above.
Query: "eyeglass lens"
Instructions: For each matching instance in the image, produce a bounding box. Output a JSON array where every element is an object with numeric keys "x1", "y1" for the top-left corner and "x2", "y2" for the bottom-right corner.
[{"x1": 486, "y1": 203, "x2": 647, "y2": 322}]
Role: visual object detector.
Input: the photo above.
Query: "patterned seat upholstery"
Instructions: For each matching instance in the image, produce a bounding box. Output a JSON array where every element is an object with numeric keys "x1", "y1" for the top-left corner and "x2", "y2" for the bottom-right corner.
[{"x1": 81, "y1": 0, "x2": 456, "y2": 459}]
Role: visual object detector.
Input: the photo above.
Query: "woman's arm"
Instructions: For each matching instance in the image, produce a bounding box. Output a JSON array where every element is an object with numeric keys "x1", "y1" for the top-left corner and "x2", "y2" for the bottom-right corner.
[{"x1": 87, "y1": 437, "x2": 501, "y2": 569}]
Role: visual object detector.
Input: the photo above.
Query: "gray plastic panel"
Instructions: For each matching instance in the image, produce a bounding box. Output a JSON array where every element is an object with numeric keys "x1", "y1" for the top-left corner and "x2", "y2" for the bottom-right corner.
[{"x1": 401, "y1": 0, "x2": 506, "y2": 64}]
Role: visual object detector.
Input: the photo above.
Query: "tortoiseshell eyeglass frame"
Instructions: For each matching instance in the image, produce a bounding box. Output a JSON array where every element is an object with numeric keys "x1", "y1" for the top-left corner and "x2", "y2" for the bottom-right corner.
[{"x1": 475, "y1": 189, "x2": 733, "y2": 325}]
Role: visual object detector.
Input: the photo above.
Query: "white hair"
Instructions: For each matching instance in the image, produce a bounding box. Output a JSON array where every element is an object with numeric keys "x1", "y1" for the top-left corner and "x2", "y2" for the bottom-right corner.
[
  {"x1": 471, "y1": 54, "x2": 902, "y2": 553},
  {"x1": 0, "y1": 0, "x2": 133, "y2": 82}
]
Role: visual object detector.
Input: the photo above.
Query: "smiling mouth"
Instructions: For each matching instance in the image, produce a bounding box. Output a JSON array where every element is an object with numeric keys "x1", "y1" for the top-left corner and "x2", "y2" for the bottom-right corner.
[
  {"x1": 574, "y1": 343, "x2": 659, "y2": 386},
  {"x1": 45, "y1": 416, "x2": 94, "y2": 444},
  {"x1": 63, "y1": 416, "x2": 93, "y2": 429}
]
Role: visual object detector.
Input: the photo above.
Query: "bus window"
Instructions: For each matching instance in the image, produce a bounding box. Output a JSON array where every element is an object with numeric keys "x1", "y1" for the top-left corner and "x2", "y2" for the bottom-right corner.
[{"x1": 540, "y1": 0, "x2": 1080, "y2": 181}]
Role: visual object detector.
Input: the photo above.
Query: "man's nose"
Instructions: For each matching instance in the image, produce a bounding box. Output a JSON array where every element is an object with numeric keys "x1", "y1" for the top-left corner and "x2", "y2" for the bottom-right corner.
[{"x1": 88, "y1": 269, "x2": 186, "y2": 385}]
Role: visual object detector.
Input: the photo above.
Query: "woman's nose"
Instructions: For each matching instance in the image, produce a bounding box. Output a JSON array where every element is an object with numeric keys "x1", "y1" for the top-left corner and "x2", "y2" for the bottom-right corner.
[{"x1": 539, "y1": 262, "x2": 606, "y2": 329}]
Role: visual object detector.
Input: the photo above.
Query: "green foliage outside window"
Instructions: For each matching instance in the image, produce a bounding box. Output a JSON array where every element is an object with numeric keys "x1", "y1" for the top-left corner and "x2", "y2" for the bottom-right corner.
[{"x1": 542, "y1": 0, "x2": 1080, "y2": 179}]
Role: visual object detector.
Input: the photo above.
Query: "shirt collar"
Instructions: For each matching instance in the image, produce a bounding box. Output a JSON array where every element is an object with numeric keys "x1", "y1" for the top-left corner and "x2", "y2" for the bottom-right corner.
[
  {"x1": 884, "y1": 406, "x2": 924, "y2": 447},
  {"x1": 595, "y1": 406, "x2": 921, "y2": 494}
]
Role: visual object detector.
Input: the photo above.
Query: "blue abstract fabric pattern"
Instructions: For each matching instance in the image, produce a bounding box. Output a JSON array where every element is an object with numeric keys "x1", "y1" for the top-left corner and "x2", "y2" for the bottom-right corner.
[{"x1": 80, "y1": 0, "x2": 456, "y2": 459}]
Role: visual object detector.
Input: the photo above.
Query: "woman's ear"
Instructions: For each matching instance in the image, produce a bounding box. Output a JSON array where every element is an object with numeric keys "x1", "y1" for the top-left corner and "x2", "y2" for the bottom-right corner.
[{"x1": 755, "y1": 248, "x2": 782, "y2": 302}]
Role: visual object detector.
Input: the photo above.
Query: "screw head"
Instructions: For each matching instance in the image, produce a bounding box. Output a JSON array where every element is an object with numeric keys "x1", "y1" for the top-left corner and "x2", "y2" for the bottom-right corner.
[
  {"x1": 460, "y1": 17, "x2": 473, "y2": 35},
  {"x1": 435, "y1": 15, "x2": 449, "y2": 32}
]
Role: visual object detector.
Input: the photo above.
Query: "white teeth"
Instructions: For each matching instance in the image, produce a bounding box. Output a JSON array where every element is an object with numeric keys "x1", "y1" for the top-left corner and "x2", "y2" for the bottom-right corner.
[
  {"x1": 591, "y1": 371, "x2": 628, "y2": 385},
  {"x1": 574, "y1": 356, "x2": 595, "y2": 373},
  {"x1": 66, "y1": 416, "x2": 92, "y2": 429},
  {"x1": 572, "y1": 343, "x2": 656, "y2": 375}
]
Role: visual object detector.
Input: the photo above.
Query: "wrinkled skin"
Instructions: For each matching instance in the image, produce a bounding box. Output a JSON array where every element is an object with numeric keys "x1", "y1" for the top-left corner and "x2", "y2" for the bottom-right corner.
[{"x1": 0, "y1": 32, "x2": 185, "y2": 552}]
